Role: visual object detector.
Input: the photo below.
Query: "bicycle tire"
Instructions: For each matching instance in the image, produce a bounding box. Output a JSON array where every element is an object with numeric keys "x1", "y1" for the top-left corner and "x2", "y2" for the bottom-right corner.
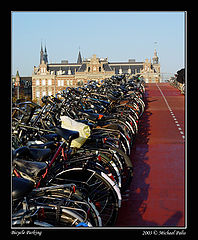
[{"x1": 49, "y1": 167, "x2": 121, "y2": 226}]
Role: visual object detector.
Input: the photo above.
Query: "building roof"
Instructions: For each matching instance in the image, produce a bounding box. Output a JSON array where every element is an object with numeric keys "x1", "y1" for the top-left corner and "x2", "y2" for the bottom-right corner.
[
  {"x1": 103, "y1": 63, "x2": 113, "y2": 71},
  {"x1": 109, "y1": 61, "x2": 144, "y2": 65},
  {"x1": 77, "y1": 63, "x2": 87, "y2": 72},
  {"x1": 47, "y1": 65, "x2": 80, "y2": 75}
]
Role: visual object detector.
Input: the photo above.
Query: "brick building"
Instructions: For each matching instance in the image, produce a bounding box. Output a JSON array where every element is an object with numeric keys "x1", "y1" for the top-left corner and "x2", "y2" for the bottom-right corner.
[
  {"x1": 32, "y1": 44, "x2": 161, "y2": 103},
  {"x1": 12, "y1": 70, "x2": 32, "y2": 102}
]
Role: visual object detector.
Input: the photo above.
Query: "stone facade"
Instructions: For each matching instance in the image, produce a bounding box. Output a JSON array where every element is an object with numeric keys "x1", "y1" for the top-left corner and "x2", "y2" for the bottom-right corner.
[
  {"x1": 32, "y1": 45, "x2": 161, "y2": 103},
  {"x1": 140, "y1": 49, "x2": 161, "y2": 83},
  {"x1": 12, "y1": 70, "x2": 32, "y2": 101}
]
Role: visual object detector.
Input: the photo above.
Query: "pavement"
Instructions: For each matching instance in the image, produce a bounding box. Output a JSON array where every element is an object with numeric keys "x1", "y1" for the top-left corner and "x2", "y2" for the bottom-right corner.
[{"x1": 116, "y1": 82, "x2": 185, "y2": 227}]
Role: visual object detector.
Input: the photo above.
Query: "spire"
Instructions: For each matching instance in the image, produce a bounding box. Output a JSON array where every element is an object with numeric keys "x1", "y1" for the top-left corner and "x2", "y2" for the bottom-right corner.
[
  {"x1": 77, "y1": 48, "x2": 82, "y2": 64},
  {"x1": 41, "y1": 42, "x2": 43, "y2": 52},
  {"x1": 43, "y1": 43, "x2": 48, "y2": 64},
  {"x1": 40, "y1": 41, "x2": 48, "y2": 64},
  {"x1": 40, "y1": 42, "x2": 44, "y2": 64}
]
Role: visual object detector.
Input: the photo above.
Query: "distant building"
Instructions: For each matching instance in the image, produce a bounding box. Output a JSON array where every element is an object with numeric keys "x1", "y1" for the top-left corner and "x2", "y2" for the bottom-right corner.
[
  {"x1": 140, "y1": 49, "x2": 161, "y2": 83},
  {"x1": 32, "y1": 44, "x2": 161, "y2": 103},
  {"x1": 12, "y1": 70, "x2": 32, "y2": 101}
]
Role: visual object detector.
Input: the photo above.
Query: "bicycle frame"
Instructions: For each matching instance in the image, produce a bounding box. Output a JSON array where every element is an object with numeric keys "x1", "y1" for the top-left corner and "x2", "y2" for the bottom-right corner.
[
  {"x1": 13, "y1": 138, "x2": 69, "y2": 189},
  {"x1": 36, "y1": 141, "x2": 68, "y2": 188}
]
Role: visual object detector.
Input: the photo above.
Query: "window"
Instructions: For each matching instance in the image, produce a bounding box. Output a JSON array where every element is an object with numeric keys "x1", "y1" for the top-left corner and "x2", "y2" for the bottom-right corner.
[
  {"x1": 70, "y1": 80, "x2": 73, "y2": 86},
  {"x1": 88, "y1": 67, "x2": 90, "y2": 72},
  {"x1": 67, "y1": 80, "x2": 69, "y2": 86},
  {"x1": 48, "y1": 79, "x2": 52, "y2": 85},
  {"x1": 61, "y1": 80, "x2": 64, "y2": 86},
  {"x1": 99, "y1": 67, "x2": 101, "y2": 72},
  {"x1": 36, "y1": 91, "x2": 40, "y2": 98},
  {"x1": 42, "y1": 79, "x2": 46, "y2": 86},
  {"x1": 68, "y1": 69, "x2": 71, "y2": 75},
  {"x1": 57, "y1": 80, "x2": 61, "y2": 86},
  {"x1": 41, "y1": 67, "x2": 46, "y2": 73},
  {"x1": 48, "y1": 90, "x2": 52, "y2": 96},
  {"x1": 57, "y1": 70, "x2": 62, "y2": 75},
  {"x1": 36, "y1": 79, "x2": 40, "y2": 86},
  {"x1": 42, "y1": 91, "x2": 46, "y2": 97}
]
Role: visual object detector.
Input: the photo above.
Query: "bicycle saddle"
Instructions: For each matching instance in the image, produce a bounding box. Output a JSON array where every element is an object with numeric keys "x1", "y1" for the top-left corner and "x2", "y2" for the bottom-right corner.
[
  {"x1": 42, "y1": 133, "x2": 61, "y2": 142},
  {"x1": 28, "y1": 148, "x2": 51, "y2": 162},
  {"x1": 12, "y1": 176, "x2": 34, "y2": 201},
  {"x1": 13, "y1": 147, "x2": 51, "y2": 162},
  {"x1": 79, "y1": 111, "x2": 101, "y2": 121},
  {"x1": 13, "y1": 159, "x2": 47, "y2": 179},
  {"x1": 28, "y1": 141, "x2": 55, "y2": 149},
  {"x1": 54, "y1": 127, "x2": 79, "y2": 142}
]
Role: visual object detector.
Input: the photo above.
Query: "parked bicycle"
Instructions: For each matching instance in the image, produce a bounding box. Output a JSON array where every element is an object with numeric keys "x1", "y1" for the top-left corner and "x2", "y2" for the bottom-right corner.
[{"x1": 12, "y1": 74, "x2": 145, "y2": 227}]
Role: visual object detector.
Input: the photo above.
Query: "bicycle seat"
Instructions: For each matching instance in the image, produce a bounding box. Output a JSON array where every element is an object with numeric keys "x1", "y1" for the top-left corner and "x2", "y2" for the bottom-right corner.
[
  {"x1": 13, "y1": 147, "x2": 51, "y2": 162},
  {"x1": 28, "y1": 148, "x2": 51, "y2": 162},
  {"x1": 13, "y1": 159, "x2": 47, "y2": 179},
  {"x1": 42, "y1": 133, "x2": 61, "y2": 142},
  {"x1": 54, "y1": 127, "x2": 79, "y2": 142},
  {"x1": 28, "y1": 141, "x2": 55, "y2": 149},
  {"x1": 12, "y1": 176, "x2": 34, "y2": 201},
  {"x1": 12, "y1": 146, "x2": 29, "y2": 159},
  {"x1": 80, "y1": 111, "x2": 100, "y2": 121}
]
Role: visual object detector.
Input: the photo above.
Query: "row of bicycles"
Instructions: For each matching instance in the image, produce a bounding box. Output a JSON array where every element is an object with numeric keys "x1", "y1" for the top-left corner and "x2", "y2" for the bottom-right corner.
[
  {"x1": 169, "y1": 68, "x2": 185, "y2": 95},
  {"x1": 12, "y1": 74, "x2": 145, "y2": 227},
  {"x1": 169, "y1": 78, "x2": 185, "y2": 95}
]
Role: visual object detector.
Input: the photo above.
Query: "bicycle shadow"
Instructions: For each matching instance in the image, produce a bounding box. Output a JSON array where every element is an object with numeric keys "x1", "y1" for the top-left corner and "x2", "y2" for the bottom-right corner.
[{"x1": 115, "y1": 87, "x2": 183, "y2": 227}]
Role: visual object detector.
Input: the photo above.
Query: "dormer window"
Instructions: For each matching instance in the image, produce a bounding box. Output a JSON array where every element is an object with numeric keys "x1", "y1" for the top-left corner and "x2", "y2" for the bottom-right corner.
[{"x1": 57, "y1": 70, "x2": 62, "y2": 75}]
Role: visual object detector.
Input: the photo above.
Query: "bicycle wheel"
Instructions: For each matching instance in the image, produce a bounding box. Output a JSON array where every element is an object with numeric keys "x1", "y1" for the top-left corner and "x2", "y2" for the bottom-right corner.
[
  {"x1": 71, "y1": 148, "x2": 122, "y2": 188},
  {"x1": 49, "y1": 168, "x2": 121, "y2": 226},
  {"x1": 30, "y1": 188, "x2": 100, "y2": 226},
  {"x1": 12, "y1": 206, "x2": 91, "y2": 227}
]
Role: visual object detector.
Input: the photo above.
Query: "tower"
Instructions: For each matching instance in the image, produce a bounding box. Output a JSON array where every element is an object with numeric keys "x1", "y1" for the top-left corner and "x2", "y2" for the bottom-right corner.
[
  {"x1": 152, "y1": 49, "x2": 160, "y2": 73},
  {"x1": 40, "y1": 42, "x2": 48, "y2": 64},
  {"x1": 40, "y1": 42, "x2": 44, "y2": 64},
  {"x1": 43, "y1": 45, "x2": 48, "y2": 64},
  {"x1": 152, "y1": 49, "x2": 159, "y2": 64}
]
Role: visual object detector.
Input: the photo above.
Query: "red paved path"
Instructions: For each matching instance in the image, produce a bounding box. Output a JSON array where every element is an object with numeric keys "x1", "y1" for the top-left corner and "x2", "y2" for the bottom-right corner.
[{"x1": 116, "y1": 83, "x2": 185, "y2": 227}]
